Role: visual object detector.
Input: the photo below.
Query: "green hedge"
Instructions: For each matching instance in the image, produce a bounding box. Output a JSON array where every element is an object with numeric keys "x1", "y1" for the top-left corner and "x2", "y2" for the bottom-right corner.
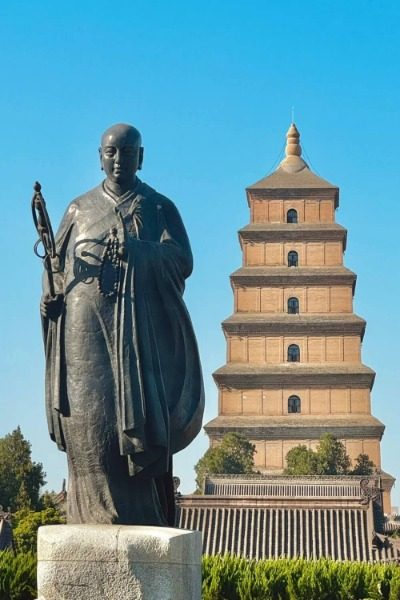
[
  {"x1": 1, "y1": 550, "x2": 400, "y2": 599},
  {"x1": 202, "y1": 555, "x2": 400, "y2": 600},
  {"x1": 0, "y1": 551, "x2": 36, "y2": 600}
]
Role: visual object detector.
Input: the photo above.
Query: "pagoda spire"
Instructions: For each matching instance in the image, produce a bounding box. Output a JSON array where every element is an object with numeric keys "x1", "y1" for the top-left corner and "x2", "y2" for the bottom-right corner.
[
  {"x1": 285, "y1": 123, "x2": 302, "y2": 157},
  {"x1": 279, "y1": 122, "x2": 308, "y2": 173}
]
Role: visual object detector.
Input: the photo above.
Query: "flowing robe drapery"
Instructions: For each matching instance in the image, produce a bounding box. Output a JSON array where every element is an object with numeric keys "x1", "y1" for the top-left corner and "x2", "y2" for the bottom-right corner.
[{"x1": 42, "y1": 180, "x2": 204, "y2": 525}]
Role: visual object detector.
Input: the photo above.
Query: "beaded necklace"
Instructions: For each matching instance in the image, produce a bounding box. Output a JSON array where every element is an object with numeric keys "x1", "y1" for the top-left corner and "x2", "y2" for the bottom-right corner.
[{"x1": 98, "y1": 181, "x2": 140, "y2": 300}]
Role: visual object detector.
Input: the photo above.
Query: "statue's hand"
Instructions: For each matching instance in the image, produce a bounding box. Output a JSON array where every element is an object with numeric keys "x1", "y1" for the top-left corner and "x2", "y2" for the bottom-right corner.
[{"x1": 40, "y1": 294, "x2": 64, "y2": 320}]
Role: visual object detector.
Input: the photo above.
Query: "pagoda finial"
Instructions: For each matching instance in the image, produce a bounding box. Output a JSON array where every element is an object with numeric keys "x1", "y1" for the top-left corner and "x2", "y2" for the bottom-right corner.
[
  {"x1": 285, "y1": 123, "x2": 302, "y2": 158},
  {"x1": 279, "y1": 122, "x2": 308, "y2": 173}
]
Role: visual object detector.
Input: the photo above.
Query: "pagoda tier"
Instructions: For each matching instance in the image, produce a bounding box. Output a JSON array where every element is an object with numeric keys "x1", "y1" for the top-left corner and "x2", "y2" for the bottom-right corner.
[{"x1": 204, "y1": 123, "x2": 393, "y2": 511}]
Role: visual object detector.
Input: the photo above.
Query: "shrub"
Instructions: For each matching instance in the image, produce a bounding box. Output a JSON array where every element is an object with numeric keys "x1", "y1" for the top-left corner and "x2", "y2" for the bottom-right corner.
[
  {"x1": 1, "y1": 549, "x2": 400, "y2": 600},
  {"x1": 202, "y1": 555, "x2": 400, "y2": 600},
  {"x1": 0, "y1": 551, "x2": 36, "y2": 600},
  {"x1": 13, "y1": 508, "x2": 65, "y2": 553}
]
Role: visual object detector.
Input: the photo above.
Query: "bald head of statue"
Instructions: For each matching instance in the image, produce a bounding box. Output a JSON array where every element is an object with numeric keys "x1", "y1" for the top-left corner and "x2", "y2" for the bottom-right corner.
[{"x1": 99, "y1": 123, "x2": 144, "y2": 193}]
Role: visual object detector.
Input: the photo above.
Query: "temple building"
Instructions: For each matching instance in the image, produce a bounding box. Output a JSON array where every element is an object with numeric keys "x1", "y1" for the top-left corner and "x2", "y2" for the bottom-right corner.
[
  {"x1": 178, "y1": 473, "x2": 399, "y2": 561},
  {"x1": 178, "y1": 124, "x2": 397, "y2": 561},
  {"x1": 204, "y1": 123, "x2": 393, "y2": 513}
]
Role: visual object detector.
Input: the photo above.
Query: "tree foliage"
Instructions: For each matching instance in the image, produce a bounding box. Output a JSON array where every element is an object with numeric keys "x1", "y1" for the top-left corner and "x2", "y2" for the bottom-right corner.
[
  {"x1": 315, "y1": 433, "x2": 351, "y2": 475},
  {"x1": 284, "y1": 434, "x2": 375, "y2": 477},
  {"x1": 39, "y1": 490, "x2": 61, "y2": 510},
  {"x1": 283, "y1": 445, "x2": 318, "y2": 476},
  {"x1": 194, "y1": 433, "x2": 256, "y2": 492},
  {"x1": 351, "y1": 453, "x2": 376, "y2": 475},
  {"x1": 0, "y1": 427, "x2": 46, "y2": 511}
]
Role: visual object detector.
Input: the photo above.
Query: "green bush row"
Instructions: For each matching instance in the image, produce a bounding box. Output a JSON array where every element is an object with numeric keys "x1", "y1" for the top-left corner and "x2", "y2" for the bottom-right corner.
[
  {"x1": 0, "y1": 551, "x2": 36, "y2": 600},
  {"x1": 202, "y1": 555, "x2": 400, "y2": 600},
  {"x1": 1, "y1": 550, "x2": 400, "y2": 599}
]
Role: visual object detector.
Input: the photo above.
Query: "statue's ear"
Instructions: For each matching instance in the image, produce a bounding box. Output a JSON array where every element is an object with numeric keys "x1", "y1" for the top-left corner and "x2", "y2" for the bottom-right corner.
[
  {"x1": 98, "y1": 147, "x2": 104, "y2": 171},
  {"x1": 138, "y1": 147, "x2": 144, "y2": 170}
]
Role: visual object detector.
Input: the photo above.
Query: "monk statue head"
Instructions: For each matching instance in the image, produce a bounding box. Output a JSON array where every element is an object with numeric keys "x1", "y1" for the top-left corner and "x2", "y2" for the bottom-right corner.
[{"x1": 99, "y1": 124, "x2": 144, "y2": 192}]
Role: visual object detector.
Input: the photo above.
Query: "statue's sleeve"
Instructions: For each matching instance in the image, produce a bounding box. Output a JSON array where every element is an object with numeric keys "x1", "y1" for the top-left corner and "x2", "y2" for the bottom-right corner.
[
  {"x1": 156, "y1": 197, "x2": 193, "y2": 287},
  {"x1": 123, "y1": 196, "x2": 204, "y2": 459}
]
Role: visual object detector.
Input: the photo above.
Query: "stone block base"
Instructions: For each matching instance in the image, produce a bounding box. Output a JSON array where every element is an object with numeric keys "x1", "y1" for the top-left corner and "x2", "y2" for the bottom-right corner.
[{"x1": 37, "y1": 524, "x2": 201, "y2": 600}]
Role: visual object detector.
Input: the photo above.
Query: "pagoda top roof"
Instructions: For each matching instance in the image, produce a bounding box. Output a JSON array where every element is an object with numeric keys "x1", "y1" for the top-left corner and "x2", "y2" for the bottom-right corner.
[{"x1": 247, "y1": 123, "x2": 338, "y2": 191}]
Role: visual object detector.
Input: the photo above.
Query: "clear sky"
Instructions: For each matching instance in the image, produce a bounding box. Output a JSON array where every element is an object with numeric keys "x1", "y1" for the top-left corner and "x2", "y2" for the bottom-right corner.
[{"x1": 1, "y1": 0, "x2": 399, "y2": 506}]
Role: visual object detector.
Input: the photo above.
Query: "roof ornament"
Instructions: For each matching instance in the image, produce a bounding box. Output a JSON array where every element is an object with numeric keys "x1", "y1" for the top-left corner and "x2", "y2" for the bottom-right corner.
[
  {"x1": 279, "y1": 122, "x2": 309, "y2": 174},
  {"x1": 286, "y1": 123, "x2": 301, "y2": 157}
]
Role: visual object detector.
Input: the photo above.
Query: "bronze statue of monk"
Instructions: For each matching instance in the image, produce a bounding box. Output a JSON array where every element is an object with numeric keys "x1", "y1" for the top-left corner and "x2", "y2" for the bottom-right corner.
[{"x1": 40, "y1": 124, "x2": 204, "y2": 526}]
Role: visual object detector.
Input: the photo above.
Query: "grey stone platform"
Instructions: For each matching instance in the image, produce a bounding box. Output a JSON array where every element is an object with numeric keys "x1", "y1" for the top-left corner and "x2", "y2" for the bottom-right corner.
[{"x1": 37, "y1": 524, "x2": 202, "y2": 600}]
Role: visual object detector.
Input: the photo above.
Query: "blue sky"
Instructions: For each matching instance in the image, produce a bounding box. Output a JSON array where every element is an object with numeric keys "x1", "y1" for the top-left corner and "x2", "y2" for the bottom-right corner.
[{"x1": 1, "y1": 0, "x2": 399, "y2": 505}]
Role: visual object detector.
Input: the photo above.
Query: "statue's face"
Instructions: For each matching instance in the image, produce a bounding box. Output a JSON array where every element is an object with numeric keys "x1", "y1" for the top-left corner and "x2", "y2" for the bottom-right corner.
[{"x1": 100, "y1": 127, "x2": 143, "y2": 185}]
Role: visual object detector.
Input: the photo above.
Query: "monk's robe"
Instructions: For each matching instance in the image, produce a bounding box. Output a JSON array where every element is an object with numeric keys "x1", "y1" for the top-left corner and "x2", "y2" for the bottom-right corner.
[{"x1": 42, "y1": 179, "x2": 204, "y2": 525}]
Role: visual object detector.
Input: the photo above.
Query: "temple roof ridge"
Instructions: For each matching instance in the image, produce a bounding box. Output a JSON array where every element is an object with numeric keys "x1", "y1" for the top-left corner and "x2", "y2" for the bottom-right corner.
[{"x1": 204, "y1": 473, "x2": 379, "y2": 481}]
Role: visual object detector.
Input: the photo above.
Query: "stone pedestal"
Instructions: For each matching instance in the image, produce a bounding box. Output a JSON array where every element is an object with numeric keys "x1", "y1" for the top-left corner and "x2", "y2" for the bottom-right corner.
[{"x1": 37, "y1": 524, "x2": 202, "y2": 600}]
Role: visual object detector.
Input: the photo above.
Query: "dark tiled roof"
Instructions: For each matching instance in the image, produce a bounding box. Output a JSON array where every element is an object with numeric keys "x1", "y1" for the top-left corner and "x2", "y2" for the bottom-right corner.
[
  {"x1": 177, "y1": 476, "x2": 399, "y2": 562},
  {"x1": 179, "y1": 504, "x2": 371, "y2": 560}
]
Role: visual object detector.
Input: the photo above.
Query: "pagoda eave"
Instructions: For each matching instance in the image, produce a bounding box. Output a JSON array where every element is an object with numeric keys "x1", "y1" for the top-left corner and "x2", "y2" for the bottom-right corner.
[
  {"x1": 231, "y1": 267, "x2": 356, "y2": 288},
  {"x1": 222, "y1": 314, "x2": 366, "y2": 338},
  {"x1": 239, "y1": 223, "x2": 347, "y2": 248},
  {"x1": 204, "y1": 415, "x2": 385, "y2": 441},
  {"x1": 213, "y1": 364, "x2": 375, "y2": 389}
]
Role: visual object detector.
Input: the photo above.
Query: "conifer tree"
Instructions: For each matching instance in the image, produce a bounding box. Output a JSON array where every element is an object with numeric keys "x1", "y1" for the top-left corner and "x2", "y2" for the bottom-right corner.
[{"x1": 0, "y1": 427, "x2": 46, "y2": 510}]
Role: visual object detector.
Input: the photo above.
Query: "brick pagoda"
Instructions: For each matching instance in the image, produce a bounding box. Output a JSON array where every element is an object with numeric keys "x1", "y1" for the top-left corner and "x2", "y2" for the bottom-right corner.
[{"x1": 204, "y1": 123, "x2": 393, "y2": 512}]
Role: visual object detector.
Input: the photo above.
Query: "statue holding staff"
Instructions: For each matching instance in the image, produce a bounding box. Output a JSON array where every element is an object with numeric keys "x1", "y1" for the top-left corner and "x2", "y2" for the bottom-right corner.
[{"x1": 36, "y1": 124, "x2": 204, "y2": 526}]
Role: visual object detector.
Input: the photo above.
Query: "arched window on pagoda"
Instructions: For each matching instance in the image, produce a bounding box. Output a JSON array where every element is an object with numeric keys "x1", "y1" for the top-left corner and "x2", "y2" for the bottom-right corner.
[
  {"x1": 287, "y1": 297, "x2": 299, "y2": 314},
  {"x1": 288, "y1": 395, "x2": 301, "y2": 413},
  {"x1": 288, "y1": 250, "x2": 298, "y2": 267},
  {"x1": 287, "y1": 209, "x2": 298, "y2": 223},
  {"x1": 287, "y1": 344, "x2": 300, "y2": 362}
]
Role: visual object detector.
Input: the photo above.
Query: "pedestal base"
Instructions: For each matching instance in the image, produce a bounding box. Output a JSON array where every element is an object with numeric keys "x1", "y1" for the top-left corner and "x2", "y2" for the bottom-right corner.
[{"x1": 37, "y1": 524, "x2": 202, "y2": 600}]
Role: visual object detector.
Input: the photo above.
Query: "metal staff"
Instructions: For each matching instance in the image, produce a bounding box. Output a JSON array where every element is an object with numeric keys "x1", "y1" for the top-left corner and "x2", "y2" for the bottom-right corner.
[{"x1": 31, "y1": 181, "x2": 56, "y2": 298}]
